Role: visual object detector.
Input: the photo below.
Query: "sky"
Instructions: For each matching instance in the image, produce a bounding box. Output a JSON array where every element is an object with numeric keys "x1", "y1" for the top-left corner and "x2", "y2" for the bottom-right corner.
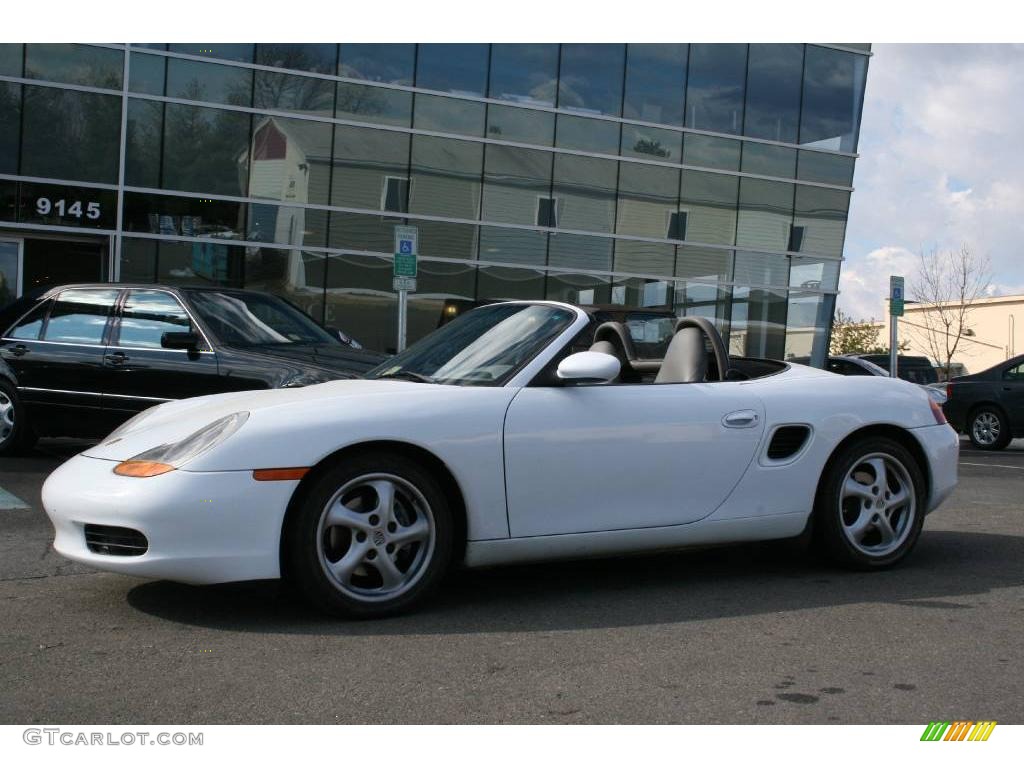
[{"x1": 841, "y1": 43, "x2": 1024, "y2": 320}]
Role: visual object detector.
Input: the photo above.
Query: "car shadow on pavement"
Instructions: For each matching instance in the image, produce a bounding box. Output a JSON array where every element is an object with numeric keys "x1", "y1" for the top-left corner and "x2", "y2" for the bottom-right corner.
[{"x1": 125, "y1": 529, "x2": 1024, "y2": 635}]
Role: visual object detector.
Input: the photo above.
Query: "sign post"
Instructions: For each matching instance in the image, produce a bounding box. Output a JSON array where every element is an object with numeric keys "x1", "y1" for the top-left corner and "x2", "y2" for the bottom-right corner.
[
  {"x1": 393, "y1": 225, "x2": 418, "y2": 353},
  {"x1": 889, "y1": 275, "x2": 904, "y2": 379}
]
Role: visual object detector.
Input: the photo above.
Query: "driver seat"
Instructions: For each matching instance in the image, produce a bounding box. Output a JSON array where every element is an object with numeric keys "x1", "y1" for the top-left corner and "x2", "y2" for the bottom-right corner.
[{"x1": 654, "y1": 326, "x2": 707, "y2": 384}]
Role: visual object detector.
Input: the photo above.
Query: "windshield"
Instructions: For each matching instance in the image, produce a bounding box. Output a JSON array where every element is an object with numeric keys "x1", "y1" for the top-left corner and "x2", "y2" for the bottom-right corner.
[
  {"x1": 185, "y1": 290, "x2": 337, "y2": 346},
  {"x1": 367, "y1": 303, "x2": 576, "y2": 386}
]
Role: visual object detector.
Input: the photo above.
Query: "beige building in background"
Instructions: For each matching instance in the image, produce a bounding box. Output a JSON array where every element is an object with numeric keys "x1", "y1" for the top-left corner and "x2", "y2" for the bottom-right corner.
[{"x1": 887, "y1": 294, "x2": 1024, "y2": 374}]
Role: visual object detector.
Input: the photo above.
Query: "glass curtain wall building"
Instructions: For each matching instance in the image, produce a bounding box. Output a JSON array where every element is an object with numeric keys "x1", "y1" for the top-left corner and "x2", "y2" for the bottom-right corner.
[{"x1": 0, "y1": 43, "x2": 869, "y2": 358}]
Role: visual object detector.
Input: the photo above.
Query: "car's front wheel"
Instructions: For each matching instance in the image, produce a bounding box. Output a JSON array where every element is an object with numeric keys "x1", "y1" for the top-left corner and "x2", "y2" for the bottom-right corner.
[
  {"x1": 814, "y1": 437, "x2": 925, "y2": 569},
  {"x1": 285, "y1": 452, "x2": 454, "y2": 618},
  {"x1": 968, "y1": 406, "x2": 1011, "y2": 450}
]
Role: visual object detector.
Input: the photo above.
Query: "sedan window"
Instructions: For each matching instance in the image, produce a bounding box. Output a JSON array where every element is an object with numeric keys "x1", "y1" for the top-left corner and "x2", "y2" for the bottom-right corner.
[
  {"x1": 1004, "y1": 363, "x2": 1024, "y2": 381},
  {"x1": 117, "y1": 290, "x2": 194, "y2": 349},
  {"x1": 6, "y1": 300, "x2": 51, "y2": 340},
  {"x1": 185, "y1": 290, "x2": 336, "y2": 347},
  {"x1": 43, "y1": 289, "x2": 119, "y2": 345}
]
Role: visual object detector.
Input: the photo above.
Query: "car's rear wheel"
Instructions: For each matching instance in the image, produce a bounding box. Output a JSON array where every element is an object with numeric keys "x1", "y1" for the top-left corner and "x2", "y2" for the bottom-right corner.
[
  {"x1": 967, "y1": 406, "x2": 1011, "y2": 450},
  {"x1": 285, "y1": 452, "x2": 454, "y2": 618},
  {"x1": 814, "y1": 437, "x2": 925, "y2": 569},
  {"x1": 0, "y1": 380, "x2": 36, "y2": 456}
]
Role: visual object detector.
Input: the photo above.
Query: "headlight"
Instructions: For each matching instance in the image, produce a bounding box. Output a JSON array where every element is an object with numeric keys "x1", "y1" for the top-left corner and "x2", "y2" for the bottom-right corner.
[{"x1": 114, "y1": 412, "x2": 249, "y2": 477}]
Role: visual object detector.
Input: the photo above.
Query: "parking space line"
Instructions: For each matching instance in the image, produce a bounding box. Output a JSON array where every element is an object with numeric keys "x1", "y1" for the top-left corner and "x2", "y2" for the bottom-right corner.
[
  {"x1": 960, "y1": 461, "x2": 1024, "y2": 470},
  {"x1": 0, "y1": 486, "x2": 30, "y2": 509}
]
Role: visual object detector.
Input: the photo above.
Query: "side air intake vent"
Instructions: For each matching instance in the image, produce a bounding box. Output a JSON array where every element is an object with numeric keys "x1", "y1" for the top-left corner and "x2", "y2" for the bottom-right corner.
[
  {"x1": 767, "y1": 426, "x2": 810, "y2": 460},
  {"x1": 84, "y1": 525, "x2": 148, "y2": 556}
]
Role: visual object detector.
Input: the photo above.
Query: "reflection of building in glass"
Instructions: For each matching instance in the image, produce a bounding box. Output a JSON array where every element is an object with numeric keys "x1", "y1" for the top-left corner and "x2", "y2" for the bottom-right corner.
[{"x1": 0, "y1": 43, "x2": 870, "y2": 357}]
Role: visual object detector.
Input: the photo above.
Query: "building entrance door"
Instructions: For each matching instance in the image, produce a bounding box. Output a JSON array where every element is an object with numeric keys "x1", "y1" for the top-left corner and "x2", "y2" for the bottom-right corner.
[{"x1": 20, "y1": 235, "x2": 109, "y2": 295}]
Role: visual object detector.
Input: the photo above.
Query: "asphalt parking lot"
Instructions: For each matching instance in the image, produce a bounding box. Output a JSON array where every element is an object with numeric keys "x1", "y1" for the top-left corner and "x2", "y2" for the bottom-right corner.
[{"x1": 1, "y1": 437, "x2": 1022, "y2": 724}]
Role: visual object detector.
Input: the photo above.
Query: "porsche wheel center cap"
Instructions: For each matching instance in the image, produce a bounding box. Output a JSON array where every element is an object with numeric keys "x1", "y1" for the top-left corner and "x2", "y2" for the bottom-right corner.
[{"x1": 372, "y1": 530, "x2": 386, "y2": 547}]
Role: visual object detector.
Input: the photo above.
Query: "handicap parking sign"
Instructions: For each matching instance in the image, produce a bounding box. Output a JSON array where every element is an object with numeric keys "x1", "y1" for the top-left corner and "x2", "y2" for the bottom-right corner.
[{"x1": 399, "y1": 239, "x2": 413, "y2": 255}]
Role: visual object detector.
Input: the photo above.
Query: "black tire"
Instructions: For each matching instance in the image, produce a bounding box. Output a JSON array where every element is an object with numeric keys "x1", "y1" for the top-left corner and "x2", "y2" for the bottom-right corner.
[
  {"x1": 284, "y1": 452, "x2": 455, "y2": 618},
  {"x1": 814, "y1": 436, "x2": 926, "y2": 569},
  {"x1": 0, "y1": 379, "x2": 36, "y2": 456},
  {"x1": 967, "y1": 406, "x2": 1011, "y2": 451}
]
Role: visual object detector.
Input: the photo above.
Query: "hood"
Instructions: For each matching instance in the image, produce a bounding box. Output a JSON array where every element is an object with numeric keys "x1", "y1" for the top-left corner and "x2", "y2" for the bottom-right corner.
[
  {"x1": 81, "y1": 379, "x2": 422, "y2": 463},
  {"x1": 222, "y1": 343, "x2": 388, "y2": 376}
]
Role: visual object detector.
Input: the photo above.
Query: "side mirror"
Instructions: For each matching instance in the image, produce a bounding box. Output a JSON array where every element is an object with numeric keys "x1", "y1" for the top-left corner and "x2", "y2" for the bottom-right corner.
[
  {"x1": 556, "y1": 351, "x2": 620, "y2": 385},
  {"x1": 161, "y1": 331, "x2": 200, "y2": 351}
]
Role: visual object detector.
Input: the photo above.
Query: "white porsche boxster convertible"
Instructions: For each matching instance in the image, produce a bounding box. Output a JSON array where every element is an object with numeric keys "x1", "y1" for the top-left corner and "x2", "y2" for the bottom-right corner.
[{"x1": 43, "y1": 301, "x2": 959, "y2": 617}]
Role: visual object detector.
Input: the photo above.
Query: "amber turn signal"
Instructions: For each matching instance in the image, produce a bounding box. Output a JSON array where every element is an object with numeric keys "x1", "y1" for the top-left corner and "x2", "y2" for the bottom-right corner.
[
  {"x1": 929, "y1": 398, "x2": 947, "y2": 425},
  {"x1": 252, "y1": 467, "x2": 310, "y2": 482},
  {"x1": 114, "y1": 460, "x2": 176, "y2": 477}
]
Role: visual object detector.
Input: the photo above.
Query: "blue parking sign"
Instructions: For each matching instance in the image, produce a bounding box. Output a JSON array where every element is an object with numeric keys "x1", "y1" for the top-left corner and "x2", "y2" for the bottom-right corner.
[{"x1": 399, "y1": 239, "x2": 413, "y2": 255}]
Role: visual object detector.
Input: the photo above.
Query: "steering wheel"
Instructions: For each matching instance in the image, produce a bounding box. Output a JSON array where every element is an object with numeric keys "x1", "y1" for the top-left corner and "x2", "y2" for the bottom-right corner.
[{"x1": 673, "y1": 316, "x2": 730, "y2": 382}]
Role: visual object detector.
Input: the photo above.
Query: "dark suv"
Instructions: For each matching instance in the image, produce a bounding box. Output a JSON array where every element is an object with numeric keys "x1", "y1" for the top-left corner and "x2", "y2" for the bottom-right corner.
[{"x1": 0, "y1": 284, "x2": 386, "y2": 453}]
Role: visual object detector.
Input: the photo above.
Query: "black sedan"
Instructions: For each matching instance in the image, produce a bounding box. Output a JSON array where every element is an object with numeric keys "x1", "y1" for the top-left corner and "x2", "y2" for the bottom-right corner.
[
  {"x1": 943, "y1": 354, "x2": 1024, "y2": 449},
  {"x1": 0, "y1": 284, "x2": 386, "y2": 453}
]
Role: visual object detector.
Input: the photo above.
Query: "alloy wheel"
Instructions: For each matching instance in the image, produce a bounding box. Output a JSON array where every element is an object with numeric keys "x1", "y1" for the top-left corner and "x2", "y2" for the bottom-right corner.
[
  {"x1": 316, "y1": 473, "x2": 435, "y2": 603},
  {"x1": 838, "y1": 452, "x2": 917, "y2": 557},
  {"x1": 971, "y1": 411, "x2": 1001, "y2": 446},
  {"x1": 0, "y1": 392, "x2": 14, "y2": 442}
]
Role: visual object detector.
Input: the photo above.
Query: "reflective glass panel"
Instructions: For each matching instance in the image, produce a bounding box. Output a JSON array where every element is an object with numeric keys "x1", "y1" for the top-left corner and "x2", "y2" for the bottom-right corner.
[
  {"x1": 616, "y1": 163, "x2": 680, "y2": 240},
  {"x1": 248, "y1": 114, "x2": 333, "y2": 205},
  {"x1": 784, "y1": 290, "x2": 831, "y2": 363},
  {"x1": 330, "y1": 125, "x2": 410, "y2": 210},
  {"x1": 486, "y1": 104, "x2": 554, "y2": 145},
  {"x1": 339, "y1": 44, "x2": 415, "y2": 85},
  {"x1": 125, "y1": 98, "x2": 164, "y2": 187},
  {"x1": 409, "y1": 135, "x2": 483, "y2": 220},
  {"x1": 551, "y1": 154, "x2": 616, "y2": 236},
  {"x1": 744, "y1": 44, "x2": 803, "y2": 143},
  {"x1": 0, "y1": 84, "x2": 20, "y2": 174},
  {"x1": 21, "y1": 86, "x2": 121, "y2": 184},
  {"x1": 555, "y1": 114, "x2": 620, "y2": 154},
  {"x1": 478, "y1": 226, "x2": 547, "y2": 266},
  {"x1": 128, "y1": 52, "x2": 165, "y2": 95},
  {"x1": 123, "y1": 192, "x2": 245, "y2": 240},
  {"x1": 324, "y1": 252, "x2": 396, "y2": 352},
  {"x1": 416, "y1": 44, "x2": 489, "y2": 96},
  {"x1": 800, "y1": 46, "x2": 867, "y2": 153},
  {"x1": 546, "y1": 271, "x2": 611, "y2": 304},
  {"x1": 415, "y1": 220, "x2": 479, "y2": 261},
  {"x1": 797, "y1": 150, "x2": 855, "y2": 186},
  {"x1": 336, "y1": 82, "x2": 412, "y2": 127},
  {"x1": 741, "y1": 142, "x2": 797, "y2": 178},
  {"x1": 119, "y1": 238, "x2": 158, "y2": 283},
  {"x1": 683, "y1": 134, "x2": 741, "y2": 171},
  {"x1": 254, "y1": 69, "x2": 334, "y2": 116},
  {"x1": 481, "y1": 145, "x2": 552, "y2": 226},
  {"x1": 685, "y1": 44, "x2": 747, "y2": 135},
  {"x1": 621, "y1": 124, "x2": 682, "y2": 161},
  {"x1": 162, "y1": 103, "x2": 251, "y2": 196},
  {"x1": 414, "y1": 94, "x2": 485, "y2": 136},
  {"x1": 476, "y1": 265, "x2": 545, "y2": 300},
  {"x1": 255, "y1": 44, "x2": 337, "y2": 74},
  {"x1": 728, "y1": 285, "x2": 787, "y2": 359},
  {"x1": 548, "y1": 233, "x2": 613, "y2": 273},
  {"x1": 792, "y1": 186, "x2": 849, "y2": 257},
  {"x1": 488, "y1": 44, "x2": 558, "y2": 106},
  {"x1": 24, "y1": 44, "x2": 122, "y2": 88},
  {"x1": 557, "y1": 44, "x2": 626, "y2": 116},
  {"x1": 240, "y1": 247, "x2": 328, "y2": 324},
  {"x1": 0, "y1": 44, "x2": 22, "y2": 77},
  {"x1": 168, "y1": 44, "x2": 254, "y2": 63},
  {"x1": 165, "y1": 56, "x2": 252, "y2": 106},
  {"x1": 736, "y1": 178, "x2": 794, "y2": 252},
  {"x1": 679, "y1": 170, "x2": 738, "y2": 246},
  {"x1": 789, "y1": 256, "x2": 840, "y2": 291},
  {"x1": 623, "y1": 44, "x2": 687, "y2": 125},
  {"x1": 675, "y1": 245, "x2": 733, "y2": 281}
]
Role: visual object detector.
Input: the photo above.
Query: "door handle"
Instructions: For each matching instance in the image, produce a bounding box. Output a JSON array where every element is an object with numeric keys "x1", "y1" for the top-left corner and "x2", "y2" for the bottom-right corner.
[
  {"x1": 105, "y1": 352, "x2": 129, "y2": 366},
  {"x1": 9, "y1": 344, "x2": 28, "y2": 357},
  {"x1": 722, "y1": 409, "x2": 760, "y2": 428}
]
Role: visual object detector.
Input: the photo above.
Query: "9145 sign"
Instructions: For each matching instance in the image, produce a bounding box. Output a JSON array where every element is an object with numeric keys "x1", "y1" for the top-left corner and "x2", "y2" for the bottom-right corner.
[{"x1": 18, "y1": 183, "x2": 116, "y2": 229}]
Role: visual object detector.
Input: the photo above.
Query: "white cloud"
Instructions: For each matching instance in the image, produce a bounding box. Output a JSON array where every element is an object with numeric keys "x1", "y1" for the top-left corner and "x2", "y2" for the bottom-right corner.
[{"x1": 841, "y1": 44, "x2": 1024, "y2": 319}]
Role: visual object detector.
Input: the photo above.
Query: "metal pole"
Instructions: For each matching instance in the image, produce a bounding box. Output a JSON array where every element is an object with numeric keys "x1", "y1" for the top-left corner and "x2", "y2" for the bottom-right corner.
[
  {"x1": 889, "y1": 315, "x2": 898, "y2": 379},
  {"x1": 397, "y1": 289, "x2": 408, "y2": 353}
]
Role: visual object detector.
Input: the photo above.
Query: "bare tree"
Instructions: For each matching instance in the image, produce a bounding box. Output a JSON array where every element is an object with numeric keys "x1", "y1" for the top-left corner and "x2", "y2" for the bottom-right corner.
[{"x1": 908, "y1": 244, "x2": 992, "y2": 375}]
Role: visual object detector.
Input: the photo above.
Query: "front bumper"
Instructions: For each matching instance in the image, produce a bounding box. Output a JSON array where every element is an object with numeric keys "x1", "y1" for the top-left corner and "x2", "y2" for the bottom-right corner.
[
  {"x1": 42, "y1": 454, "x2": 298, "y2": 584},
  {"x1": 910, "y1": 423, "x2": 959, "y2": 513}
]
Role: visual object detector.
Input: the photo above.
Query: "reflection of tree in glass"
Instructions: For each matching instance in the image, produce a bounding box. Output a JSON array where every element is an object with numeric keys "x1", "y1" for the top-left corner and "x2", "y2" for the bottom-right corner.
[
  {"x1": 632, "y1": 138, "x2": 669, "y2": 158},
  {"x1": 21, "y1": 85, "x2": 120, "y2": 182},
  {"x1": 336, "y1": 84, "x2": 389, "y2": 118},
  {"x1": 254, "y1": 46, "x2": 334, "y2": 114}
]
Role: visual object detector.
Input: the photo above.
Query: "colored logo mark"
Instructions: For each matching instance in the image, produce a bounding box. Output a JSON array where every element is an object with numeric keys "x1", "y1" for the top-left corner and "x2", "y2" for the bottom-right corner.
[{"x1": 921, "y1": 721, "x2": 997, "y2": 741}]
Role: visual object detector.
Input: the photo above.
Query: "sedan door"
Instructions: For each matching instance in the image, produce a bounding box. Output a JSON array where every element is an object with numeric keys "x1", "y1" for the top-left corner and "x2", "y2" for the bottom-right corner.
[
  {"x1": 0, "y1": 288, "x2": 119, "y2": 437},
  {"x1": 101, "y1": 289, "x2": 222, "y2": 418},
  {"x1": 502, "y1": 382, "x2": 766, "y2": 537},
  {"x1": 1000, "y1": 362, "x2": 1024, "y2": 432}
]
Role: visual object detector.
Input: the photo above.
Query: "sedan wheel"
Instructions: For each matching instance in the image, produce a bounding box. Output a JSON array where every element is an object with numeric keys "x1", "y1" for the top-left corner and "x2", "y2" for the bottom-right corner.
[
  {"x1": 285, "y1": 453, "x2": 454, "y2": 618},
  {"x1": 0, "y1": 390, "x2": 14, "y2": 444},
  {"x1": 815, "y1": 437, "x2": 925, "y2": 569},
  {"x1": 0, "y1": 381, "x2": 35, "y2": 455},
  {"x1": 969, "y1": 409, "x2": 1010, "y2": 450}
]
